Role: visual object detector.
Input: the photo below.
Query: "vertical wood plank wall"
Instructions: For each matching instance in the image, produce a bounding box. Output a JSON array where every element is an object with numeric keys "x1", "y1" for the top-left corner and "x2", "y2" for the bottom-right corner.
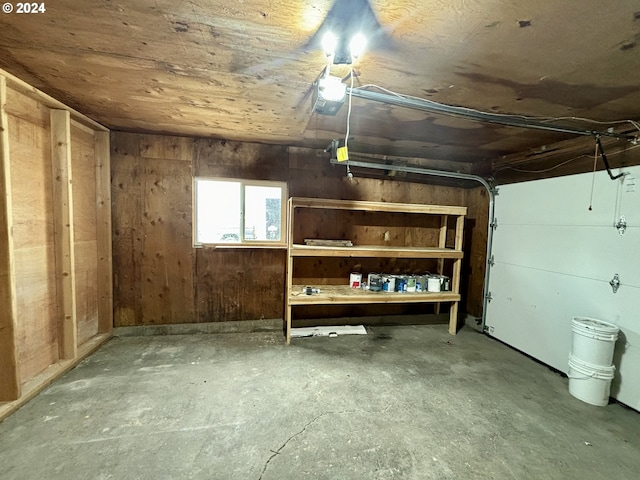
[
  {"x1": 0, "y1": 76, "x2": 20, "y2": 400},
  {"x1": 112, "y1": 134, "x2": 490, "y2": 326},
  {"x1": 0, "y1": 70, "x2": 112, "y2": 411},
  {"x1": 71, "y1": 121, "x2": 100, "y2": 345},
  {"x1": 9, "y1": 88, "x2": 59, "y2": 381}
]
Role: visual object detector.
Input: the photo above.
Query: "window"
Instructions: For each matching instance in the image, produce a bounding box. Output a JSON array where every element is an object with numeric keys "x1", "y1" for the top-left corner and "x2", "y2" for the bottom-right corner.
[{"x1": 194, "y1": 178, "x2": 287, "y2": 246}]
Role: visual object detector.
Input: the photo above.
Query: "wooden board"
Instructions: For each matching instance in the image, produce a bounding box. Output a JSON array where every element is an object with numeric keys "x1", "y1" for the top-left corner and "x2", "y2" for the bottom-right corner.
[
  {"x1": 290, "y1": 285, "x2": 460, "y2": 305},
  {"x1": 111, "y1": 150, "x2": 144, "y2": 326},
  {"x1": 0, "y1": 75, "x2": 20, "y2": 400},
  {"x1": 95, "y1": 131, "x2": 113, "y2": 334},
  {"x1": 12, "y1": 246, "x2": 59, "y2": 383},
  {"x1": 74, "y1": 240, "x2": 99, "y2": 345},
  {"x1": 8, "y1": 90, "x2": 60, "y2": 383},
  {"x1": 141, "y1": 158, "x2": 195, "y2": 324},
  {"x1": 290, "y1": 245, "x2": 462, "y2": 259},
  {"x1": 194, "y1": 138, "x2": 288, "y2": 180},
  {"x1": 195, "y1": 248, "x2": 286, "y2": 322},
  {"x1": 111, "y1": 133, "x2": 195, "y2": 326},
  {"x1": 464, "y1": 186, "x2": 490, "y2": 317},
  {"x1": 70, "y1": 121, "x2": 99, "y2": 346},
  {"x1": 50, "y1": 109, "x2": 78, "y2": 359}
]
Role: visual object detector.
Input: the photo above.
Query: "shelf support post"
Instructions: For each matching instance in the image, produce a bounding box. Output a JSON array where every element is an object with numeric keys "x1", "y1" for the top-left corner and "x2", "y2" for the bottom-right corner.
[{"x1": 50, "y1": 109, "x2": 78, "y2": 359}]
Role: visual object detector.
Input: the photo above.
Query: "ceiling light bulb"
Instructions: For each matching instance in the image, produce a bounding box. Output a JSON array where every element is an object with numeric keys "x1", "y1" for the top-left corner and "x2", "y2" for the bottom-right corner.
[
  {"x1": 318, "y1": 75, "x2": 346, "y2": 102},
  {"x1": 349, "y1": 33, "x2": 367, "y2": 59},
  {"x1": 322, "y1": 32, "x2": 338, "y2": 57}
]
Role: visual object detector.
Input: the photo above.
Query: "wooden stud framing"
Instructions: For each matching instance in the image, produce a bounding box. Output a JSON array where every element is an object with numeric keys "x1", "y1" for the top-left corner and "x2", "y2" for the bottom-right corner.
[
  {"x1": 435, "y1": 215, "x2": 448, "y2": 315},
  {"x1": 50, "y1": 109, "x2": 78, "y2": 359},
  {"x1": 285, "y1": 199, "x2": 294, "y2": 344},
  {"x1": 449, "y1": 214, "x2": 465, "y2": 334},
  {"x1": 0, "y1": 71, "x2": 111, "y2": 419},
  {"x1": 95, "y1": 131, "x2": 113, "y2": 334},
  {"x1": 0, "y1": 75, "x2": 20, "y2": 401},
  {"x1": 1, "y1": 69, "x2": 108, "y2": 133}
]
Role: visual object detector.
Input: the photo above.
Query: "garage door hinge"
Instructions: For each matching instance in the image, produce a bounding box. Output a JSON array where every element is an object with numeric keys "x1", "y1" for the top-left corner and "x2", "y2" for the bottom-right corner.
[
  {"x1": 615, "y1": 216, "x2": 626, "y2": 236},
  {"x1": 485, "y1": 291, "x2": 493, "y2": 302},
  {"x1": 488, "y1": 255, "x2": 495, "y2": 267},
  {"x1": 490, "y1": 218, "x2": 498, "y2": 230},
  {"x1": 610, "y1": 273, "x2": 621, "y2": 294}
]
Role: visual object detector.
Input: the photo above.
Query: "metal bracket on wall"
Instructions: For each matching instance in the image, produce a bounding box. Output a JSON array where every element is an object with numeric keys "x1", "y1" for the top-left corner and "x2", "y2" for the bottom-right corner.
[
  {"x1": 609, "y1": 274, "x2": 621, "y2": 293},
  {"x1": 615, "y1": 216, "x2": 627, "y2": 236},
  {"x1": 490, "y1": 218, "x2": 498, "y2": 230},
  {"x1": 488, "y1": 255, "x2": 495, "y2": 267},
  {"x1": 485, "y1": 291, "x2": 493, "y2": 302}
]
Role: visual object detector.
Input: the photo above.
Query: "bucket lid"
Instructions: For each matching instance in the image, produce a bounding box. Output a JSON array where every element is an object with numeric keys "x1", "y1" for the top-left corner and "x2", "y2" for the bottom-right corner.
[{"x1": 572, "y1": 317, "x2": 619, "y2": 335}]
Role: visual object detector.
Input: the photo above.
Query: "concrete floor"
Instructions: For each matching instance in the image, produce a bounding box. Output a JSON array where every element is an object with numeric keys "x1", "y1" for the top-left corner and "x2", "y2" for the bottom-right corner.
[{"x1": 0, "y1": 325, "x2": 639, "y2": 480}]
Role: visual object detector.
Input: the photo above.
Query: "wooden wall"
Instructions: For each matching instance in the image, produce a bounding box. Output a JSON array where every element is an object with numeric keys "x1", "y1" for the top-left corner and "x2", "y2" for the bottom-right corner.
[
  {"x1": 112, "y1": 133, "x2": 490, "y2": 327},
  {"x1": 6, "y1": 86, "x2": 58, "y2": 383},
  {"x1": 0, "y1": 69, "x2": 111, "y2": 412},
  {"x1": 464, "y1": 186, "x2": 490, "y2": 318}
]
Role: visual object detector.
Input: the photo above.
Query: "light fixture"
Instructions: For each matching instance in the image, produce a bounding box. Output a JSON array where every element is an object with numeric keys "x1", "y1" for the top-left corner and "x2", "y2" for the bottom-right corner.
[
  {"x1": 349, "y1": 33, "x2": 367, "y2": 59},
  {"x1": 312, "y1": 75, "x2": 346, "y2": 115},
  {"x1": 319, "y1": 75, "x2": 346, "y2": 101},
  {"x1": 320, "y1": 31, "x2": 368, "y2": 64},
  {"x1": 322, "y1": 32, "x2": 338, "y2": 57}
]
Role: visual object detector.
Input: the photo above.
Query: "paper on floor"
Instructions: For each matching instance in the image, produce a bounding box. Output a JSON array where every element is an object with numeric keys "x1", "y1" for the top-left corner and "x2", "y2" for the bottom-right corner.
[{"x1": 290, "y1": 325, "x2": 367, "y2": 338}]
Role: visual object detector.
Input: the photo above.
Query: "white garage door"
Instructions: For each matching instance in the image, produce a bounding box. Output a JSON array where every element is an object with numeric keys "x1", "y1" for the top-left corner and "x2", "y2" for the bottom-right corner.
[{"x1": 486, "y1": 165, "x2": 640, "y2": 410}]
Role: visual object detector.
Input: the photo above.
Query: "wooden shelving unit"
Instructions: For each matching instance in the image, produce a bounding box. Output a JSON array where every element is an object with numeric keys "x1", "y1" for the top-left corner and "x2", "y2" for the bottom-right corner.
[{"x1": 285, "y1": 197, "x2": 467, "y2": 343}]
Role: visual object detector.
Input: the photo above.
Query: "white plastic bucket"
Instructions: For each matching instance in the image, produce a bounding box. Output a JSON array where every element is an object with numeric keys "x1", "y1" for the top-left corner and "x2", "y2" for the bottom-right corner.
[
  {"x1": 567, "y1": 355, "x2": 615, "y2": 406},
  {"x1": 571, "y1": 317, "x2": 619, "y2": 366}
]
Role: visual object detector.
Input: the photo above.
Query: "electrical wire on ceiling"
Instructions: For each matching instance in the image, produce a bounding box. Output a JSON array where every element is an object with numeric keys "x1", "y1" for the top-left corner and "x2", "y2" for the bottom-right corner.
[
  {"x1": 349, "y1": 83, "x2": 640, "y2": 182},
  {"x1": 493, "y1": 142, "x2": 640, "y2": 175},
  {"x1": 345, "y1": 67, "x2": 355, "y2": 180},
  {"x1": 352, "y1": 83, "x2": 640, "y2": 138}
]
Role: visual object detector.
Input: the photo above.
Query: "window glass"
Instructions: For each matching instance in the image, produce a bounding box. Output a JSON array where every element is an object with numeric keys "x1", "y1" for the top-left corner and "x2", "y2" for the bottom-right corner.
[
  {"x1": 245, "y1": 185, "x2": 282, "y2": 241},
  {"x1": 194, "y1": 178, "x2": 286, "y2": 245}
]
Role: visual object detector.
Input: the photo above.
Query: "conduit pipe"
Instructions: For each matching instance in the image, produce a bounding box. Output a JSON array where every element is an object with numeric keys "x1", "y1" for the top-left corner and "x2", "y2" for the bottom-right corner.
[
  {"x1": 331, "y1": 158, "x2": 495, "y2": 331},
  {"x1": 348, "y1": 88, "x2": 636, "y2": 141}
]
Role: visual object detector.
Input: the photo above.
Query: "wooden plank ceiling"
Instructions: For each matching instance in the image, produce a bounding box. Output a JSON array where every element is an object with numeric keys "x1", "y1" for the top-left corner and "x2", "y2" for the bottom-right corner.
[{"x1": 1, "y1": 0, "x2": 640, "y2": 179}]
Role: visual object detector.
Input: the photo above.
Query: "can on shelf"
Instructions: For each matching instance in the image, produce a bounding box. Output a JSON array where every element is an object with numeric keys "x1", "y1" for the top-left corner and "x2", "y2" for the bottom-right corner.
[{"x1": 368, "y1": 273, "x2": 383, "y2": 291}]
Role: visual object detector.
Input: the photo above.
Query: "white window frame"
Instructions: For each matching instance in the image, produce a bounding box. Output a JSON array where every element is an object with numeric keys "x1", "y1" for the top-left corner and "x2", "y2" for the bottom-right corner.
[{"x1": 193, "y1": 177, "x2": 288, "y2": 248}]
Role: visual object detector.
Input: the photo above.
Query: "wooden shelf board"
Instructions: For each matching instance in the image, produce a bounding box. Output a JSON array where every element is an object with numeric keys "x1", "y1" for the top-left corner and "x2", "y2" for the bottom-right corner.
[
  {"x1": 290, "y1": 197, "x2": 467, "y2": 216},
  {"x1": 289, "y1": 285, "x2": 460, "y2": 306},
  {"x1": 290, "y1": 244, "x2": 463, "y2": 258}
]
